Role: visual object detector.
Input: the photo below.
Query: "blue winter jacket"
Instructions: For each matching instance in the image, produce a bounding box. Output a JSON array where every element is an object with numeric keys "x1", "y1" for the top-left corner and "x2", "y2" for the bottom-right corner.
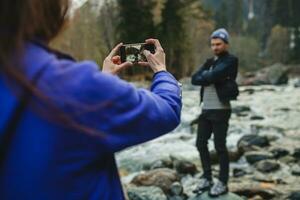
[{"x1": 0, "y1": 42, "x2": 182, "y2": 200}]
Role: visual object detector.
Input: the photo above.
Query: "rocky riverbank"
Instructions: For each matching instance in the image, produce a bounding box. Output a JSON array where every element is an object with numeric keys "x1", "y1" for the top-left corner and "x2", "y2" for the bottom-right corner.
[{"x1": 116, "y1": 77, "x2": 300, "y2": 200}]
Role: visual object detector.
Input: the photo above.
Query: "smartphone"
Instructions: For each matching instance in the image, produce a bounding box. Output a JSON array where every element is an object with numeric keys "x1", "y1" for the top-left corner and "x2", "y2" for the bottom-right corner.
[{"x1": 120, "y1": 43, "x2": 155, "y2": 63}]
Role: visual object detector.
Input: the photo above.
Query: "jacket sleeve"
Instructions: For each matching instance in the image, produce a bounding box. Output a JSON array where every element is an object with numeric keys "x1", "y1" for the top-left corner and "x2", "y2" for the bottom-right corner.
[
  {"x1": 40, "y1": 59, "x2": 182, "y2": 153},
  {"x1": 191, "y1": 60, "x2": 211, "y2": 86},
  {"x1": 201, "y1": 56, "x2": 238, "y2": 83}
]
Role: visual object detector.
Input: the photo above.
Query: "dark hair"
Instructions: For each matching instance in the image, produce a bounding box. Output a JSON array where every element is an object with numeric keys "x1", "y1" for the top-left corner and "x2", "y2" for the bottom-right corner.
[{"x1": 0, "y1": 0, "x2": 104, "y2": 137}]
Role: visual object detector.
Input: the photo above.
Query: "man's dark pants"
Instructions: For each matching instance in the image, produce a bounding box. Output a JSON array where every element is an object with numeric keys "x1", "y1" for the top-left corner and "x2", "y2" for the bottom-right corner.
[{"x1": 196, "y1": 109, "x2": 231, "y2": 184}]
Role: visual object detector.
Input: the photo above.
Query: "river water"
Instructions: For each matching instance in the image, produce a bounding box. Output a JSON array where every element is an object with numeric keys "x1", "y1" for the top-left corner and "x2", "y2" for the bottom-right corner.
[{"x1": 116, "y1": 78, "x2": 300, "y2": 178}]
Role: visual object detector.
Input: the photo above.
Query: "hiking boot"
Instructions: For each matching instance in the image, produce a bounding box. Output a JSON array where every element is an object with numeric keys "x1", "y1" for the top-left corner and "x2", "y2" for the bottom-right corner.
[
  {"x1": 208, "y1": 179, "x2": 228, "y2": 197},
  {"x1": 193, "y1": 177, "x2": 213, "y2": 194}
]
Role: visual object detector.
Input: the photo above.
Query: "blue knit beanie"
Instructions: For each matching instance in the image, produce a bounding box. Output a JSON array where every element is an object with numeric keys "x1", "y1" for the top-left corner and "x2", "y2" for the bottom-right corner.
[{"x1": 211, "y1": 28, "x2": 229, "y2": 44}]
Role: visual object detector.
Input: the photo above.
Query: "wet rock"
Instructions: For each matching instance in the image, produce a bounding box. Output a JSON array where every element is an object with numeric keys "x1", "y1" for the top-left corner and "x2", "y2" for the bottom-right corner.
[
  {"x1": 294, "y1": 79, "x2": 300, "y2": 88},
  {"x1": 270, "y1": 147, "x2": 290, "y2": 159},
  {"x1": 292, "y1": 148, "x2": 300, "y2": 160},
  {"x1": 252, "y1": 171, "x2": 286, "y2": 184},
  {"x1": 277, "y1": 107, "x2": 291, "y2": 112},
  {"x1": 190, "y1": 117, "x2": 199, "y2": 127},
  {"x1": 250, "y1": 124, "x2": 285, "y2": 137},
  {"x1": 250, "y1": 115, "x2": 265, "y2": 120},
  {"x1": 210, "y1": 150, "x2": 242, "y2": 164},
  {"x1": 240, "y1": 63, "x2": 290, "y2": 86},
  {"x1": 232, "y1": 187, "x2": 277, "y2": 199},
  {"x1": 242, "y1": 88, "x2": 255, "y2": 94},
  {"x1": 288, "y1": 191, "x2": 300, "y2": 200},
  {"x1": 233, "y1": 168, "x2": 247, "y2": 178},
  {"x1": 188, "y1": 191, "x2": 243, "y2": 200},
  {"x1": 232, "y1": 105, "x2": 251, "y2": 116},
  {"x1": 265, "y1": 135, "x2": 280, "y2": 142},
  {"x1": 127, "y1": 186, "x2": 167, "y2": 200},
  {"x1": 172, "y1": 157, "x2": 198, "y2": 175},
  {"x1": 237, "y1": 134, "x2": 269, "y2": 154},
  {"x1": 170, "y1": 182, "x2": 184, "y2": 196},
  {"x1": 181, "y1": 175, "x2": 201, "y2": 197},
  {"x1": 131, "y1": 168, "x2": 179, "y2": 194},
  {"x1": 255, "y1": 160, "x2": 280, "y2": 173},
  {"x1": 244, "y1": 151, "x2": 273, "y2": 164},
  {"x1": 291, "y1": 164, "x2": 300, "y2": 176},
  {"x1": 169, "y1": 196, "x2": 187, "y2": 200},
  {"x1": 279, "y1": 155, "x2": 297, "y2": 164},
  {"x1": 148, "y1": 158, "x2": 173, "y2": 170},
  {"x1": 249, "y1": 195, "x2": 264, "y2": 200}
]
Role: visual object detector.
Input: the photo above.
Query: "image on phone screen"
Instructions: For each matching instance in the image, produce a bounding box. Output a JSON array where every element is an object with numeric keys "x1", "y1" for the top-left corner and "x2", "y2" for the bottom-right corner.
[{"x1": 120, "y1": 43, "x2": 155, "y2": 63}]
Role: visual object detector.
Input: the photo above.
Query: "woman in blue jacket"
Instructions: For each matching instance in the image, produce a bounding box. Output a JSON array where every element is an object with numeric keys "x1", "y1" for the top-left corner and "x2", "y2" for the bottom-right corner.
[{"x1": 0, "y1": 0, "x2": 182, "y2": 199}]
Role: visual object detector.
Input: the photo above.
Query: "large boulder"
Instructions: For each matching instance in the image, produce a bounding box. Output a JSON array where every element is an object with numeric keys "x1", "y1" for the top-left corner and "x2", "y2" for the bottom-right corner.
[
  {"x1": 241, "y1": 63, "x2": 290, "y2": 86},
  {"x1": 127, "y1": 186, "x2": 167, "y2": 200},
  {"x1": 131, "y1": 168, "x2": 179, "y2": 194}
]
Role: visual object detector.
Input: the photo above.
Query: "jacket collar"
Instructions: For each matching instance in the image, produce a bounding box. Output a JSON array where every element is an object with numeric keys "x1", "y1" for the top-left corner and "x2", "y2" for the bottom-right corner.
[
  {"x1": 30, "y1": 40, "x2": 76, "y2": 61},
  {"x1": 216, "y1": 51, "x2": 229, "y2": 58}
]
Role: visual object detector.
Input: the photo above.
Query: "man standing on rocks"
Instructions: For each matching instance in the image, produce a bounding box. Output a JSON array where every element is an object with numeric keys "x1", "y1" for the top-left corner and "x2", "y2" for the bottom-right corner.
[{"x1": 191, "y1": 28, "x2": 239, "y2": 197}]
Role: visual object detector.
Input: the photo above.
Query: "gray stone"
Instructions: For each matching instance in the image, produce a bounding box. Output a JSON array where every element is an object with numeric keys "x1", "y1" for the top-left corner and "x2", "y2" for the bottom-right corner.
[
  {"x1": 240, "y1": 63, "x2": 289, "y2": 86},
  {"x1": 127, "y1": 186, "x2": 167, "y2": 200},
  {"x1": 232, "y1": 106, "x2": 251, "y2": 116},
  {"x1": 291, "y1": 165, "x2": 300, "y2": 176},
  {"x1": 279, "y1": 155, "x2": 297, "y2": 164},
  {"x1": 249, "y1": 195, "x2": 264, "y2": 200},
  {"x1": 233, "y1": 168, "x2": 247, "y2": 178},
  {"x1": 250, "y1": 124, "x2": 285, "y2": 137},
  {"x1": 188, "y1": 192, "x2": 243, "y2": 200},
  {"x1": 172, "y1": 157, "x2": 198, "y2": 175},
  {"x1": 232, "y1": 187, "x2": 277, "y2": 199},
  {"x1": 244, "y1": 151, "x2": 273, "y2": 164},
  {"x1": 292, "y1": 148, "x2": 300, "y2": 160},
  {"x1": 294, "y1": 79, "x2": 300, "y2": 88},
  {"x1": 250, "y1": 115, "x2": 265, "y2": 120},
  {"x1": 237, "y1": 135, "x2": 269, "y2": 154},
  {"x1": 288, "y1": 191, "x2": 300, "y2": 200},
  {"x1": 170, "y1": 182, "x2": 184, "y2": 196},
  {"x1": 169, "y1": 196, "x2": 186, "y2": 200},
  {"x1": 148, "y1": 158, "x2": 173, "y2": 170},
  {"x1": 270, "y1": 147, "x2": 289, "y2": 159},
  {"x1": 131, "y1": 168, "x2": 179, "y2": 194},
  {"x1": 255, "y1": 160, "x2": 280, "y2": 173},
  {"x1": 210, "y1": 150, "x2": 242, "y2": 164}
]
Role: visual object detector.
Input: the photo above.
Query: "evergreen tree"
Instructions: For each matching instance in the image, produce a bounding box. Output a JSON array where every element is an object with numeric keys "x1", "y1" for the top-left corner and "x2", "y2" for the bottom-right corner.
[
  {"x1": 157, "y1": 0, "x2": 185, "y2": 77},
  {"x1": 117, "y1": 0, "x2": 155, "y2": 43}
]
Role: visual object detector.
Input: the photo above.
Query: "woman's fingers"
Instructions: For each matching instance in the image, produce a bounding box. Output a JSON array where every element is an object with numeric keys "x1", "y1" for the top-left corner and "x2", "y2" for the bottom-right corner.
[
  {"x1": 115, "y1": 61, "x2": 133, "y2": 73},
  {"x1": 143, "y1": 50, "x2": 151, "y2": 59},
  {"x1": 138, "y1": 61, "x2": 150, "y2": 67},
  {"x1": 146, "y1": 38, "x2": 164, "y2": 53},
  {"x1": 112, "y1": 56, "x2": 121, "y2": 64},
  {"x1": 107, "y1": 43, "x2": 123, "y2": 59}
]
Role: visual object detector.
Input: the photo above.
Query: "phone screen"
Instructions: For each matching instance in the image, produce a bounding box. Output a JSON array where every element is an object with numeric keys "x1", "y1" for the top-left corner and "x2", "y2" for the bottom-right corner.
[{"x1": 120, "y1": 43, "x2": 155, "y2": 63}]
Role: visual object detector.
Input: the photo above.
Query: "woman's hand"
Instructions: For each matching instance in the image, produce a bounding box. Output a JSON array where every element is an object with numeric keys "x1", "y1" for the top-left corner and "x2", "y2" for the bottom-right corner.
[
  {"x1": 139, "y1": 39, "x2": 167, "y2": 73},
  {"x1": 102, "y1": 43, "x2": 133, "y2": 75}
]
